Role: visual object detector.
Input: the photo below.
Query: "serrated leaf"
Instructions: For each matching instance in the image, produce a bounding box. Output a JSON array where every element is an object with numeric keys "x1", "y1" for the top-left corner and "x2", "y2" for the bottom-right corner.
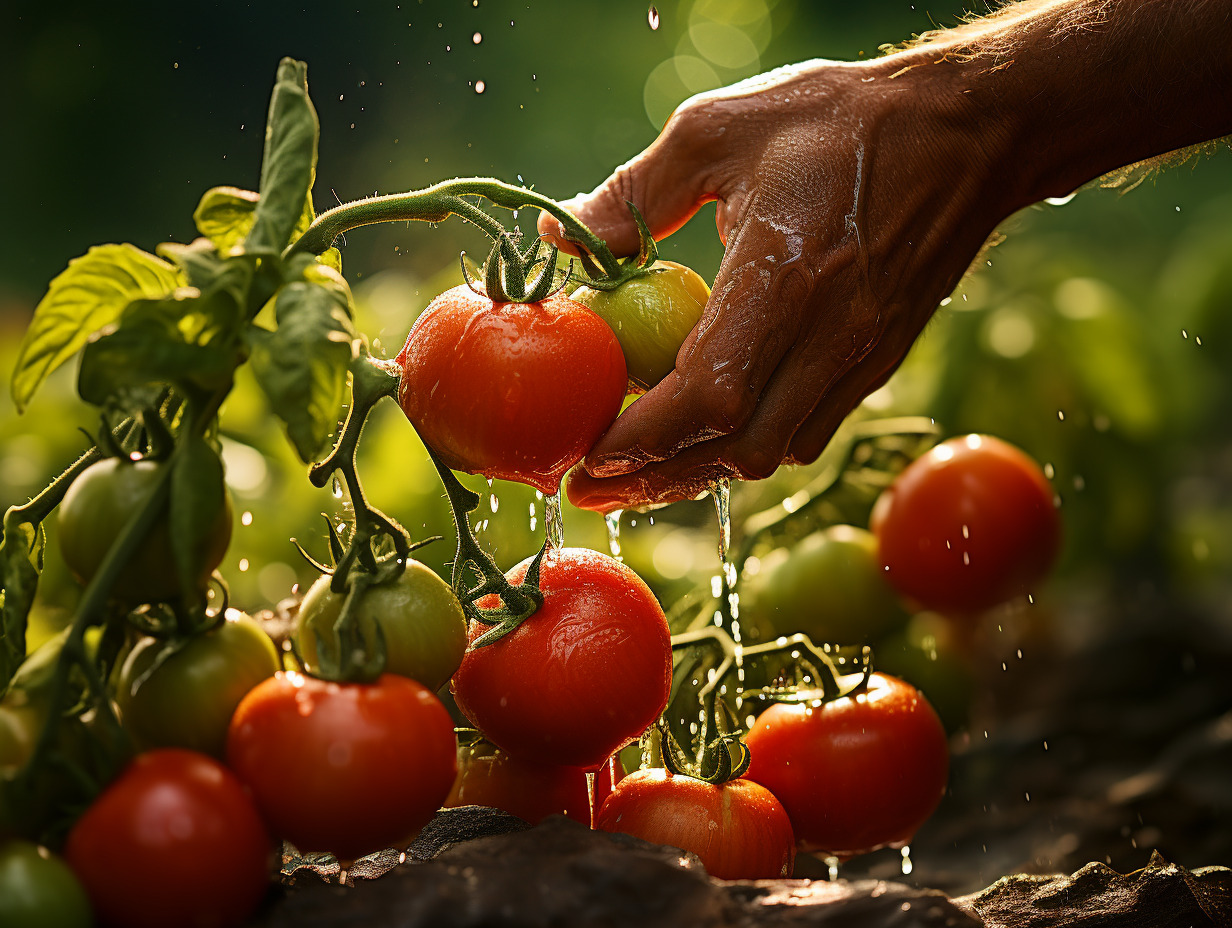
[
  {"x1": 11, "y1": 245, "x2": 183, "y2": 412},
  {"x1": 77, "y1": 297, "x2": 240, "y2": 407},
  {"x1": 246, "y1": 59, "x2": 319, "y2": 256},
  {"x1": 193, "y1": 187, "x2": 260, "y2": 255},
  {"x1": 248, "y1": 281, "x2": 356, "y2": 462},
  {"x1": 169, "y1": 435, "x2": 228, "y2": 605}
]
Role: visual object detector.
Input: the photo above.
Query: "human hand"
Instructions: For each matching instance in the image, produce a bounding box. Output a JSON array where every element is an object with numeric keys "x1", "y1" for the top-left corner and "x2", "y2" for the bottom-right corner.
[{"x1": 540, "y1": 55, "x2": 1015, "y2": 512}]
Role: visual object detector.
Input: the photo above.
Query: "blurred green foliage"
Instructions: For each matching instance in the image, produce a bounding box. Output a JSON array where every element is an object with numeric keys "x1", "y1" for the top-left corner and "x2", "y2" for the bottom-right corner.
[{"x1": 4, "y1": 0, "x2": 1232, "y2": 650}]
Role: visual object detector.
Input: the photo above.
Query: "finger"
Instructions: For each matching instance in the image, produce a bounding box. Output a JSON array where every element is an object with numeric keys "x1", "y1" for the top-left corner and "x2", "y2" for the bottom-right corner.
[
  {"x1": 536, "y1": 104, "x2": 731, "y2": 256},
  {"x1": 584, "y1": 192, "x2": 841, "y2": 477}
]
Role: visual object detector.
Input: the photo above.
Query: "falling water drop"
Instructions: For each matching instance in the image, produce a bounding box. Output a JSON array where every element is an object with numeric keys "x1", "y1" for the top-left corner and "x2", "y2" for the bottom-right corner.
[
  {"x1": 900, "y1": 845, "x2": 913, "y2": 875},
  {"x1": 711, "y1": 478, "x2": 731, "y2": 562},
  {"x1": 825, "y1": 855, "x2": 841, "y2": 881},
  {"x1": 545, "y1": 492, "x2": 564, "y2": 550},
  {"x1": 529, "y1": 501, "x2": 537, "y2": 534},
  {"x1": 331, "y1": 476, "x2": 344, "y2": 499},
  {"x1": 648, "y1": 5, "x2": 660, "y2": 29},
  {"x1": 489, "y1": 493, "x2": 500, "y2": 513},
  {"x1": 605, "y1": 509, "x2": 623, "y2": 559}
]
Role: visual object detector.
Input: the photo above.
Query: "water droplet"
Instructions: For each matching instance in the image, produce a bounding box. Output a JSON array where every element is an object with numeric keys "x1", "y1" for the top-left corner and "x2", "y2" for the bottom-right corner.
[
  {"x1": 474, "y1": 80, "x2": 486, "y2": 94},
  {"x1": 241, "y1": 511, "x2": 253, "y2": 526},
  {"x1": 331, "y1": 476, "x2": 344, "y2": 498},
  {"x1": 472, "y1": 32, "x2": 482, "y2": 44},
  {"x1": 711, "y1": 478, "x2": 731, "y2": 562},
  {"x1": 900, "y1": 845, "x2": 913, "y2": 875},
  {"x1": 545, "y1": 492, "x2": 564, "y2": 550},
  {"x1": 489, "y1": 493, "x2": 500, "y2": 513},
  {"x1": 825, "y1": 855, "x2": 841, "y2": 881},
  {"x1": 605, "y1": 509, "x2": 623, "y2": 559},
  {"x1": 238, "y1": 558, "x2": 250, "y2": 572},
  {"x1": 648, "y1": 5, "x2": 659, "y2": 29},
  {"x1": 1045, "y1": 192, "x2": 1077, "y2": 206}
]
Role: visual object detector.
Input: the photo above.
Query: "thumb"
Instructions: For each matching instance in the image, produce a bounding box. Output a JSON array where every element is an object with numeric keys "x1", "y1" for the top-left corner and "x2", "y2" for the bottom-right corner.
[{"x1": 537, "y1": 105, "x2": 725, "y2": 256}]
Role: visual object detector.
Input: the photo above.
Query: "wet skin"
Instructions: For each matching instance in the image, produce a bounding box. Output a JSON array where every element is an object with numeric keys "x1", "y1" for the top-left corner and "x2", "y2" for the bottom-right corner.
[{"x1": 541, "y1": 0, "x2": 1232, "y2": 513}]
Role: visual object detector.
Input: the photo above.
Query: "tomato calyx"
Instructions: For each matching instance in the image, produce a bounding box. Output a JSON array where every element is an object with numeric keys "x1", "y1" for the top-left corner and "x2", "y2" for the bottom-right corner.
[
  {"x1": 427, "y1": 448, "x2": 544, "y2": 648},
  {"x1": 657, "y1": 715, "x2": 751, "y2": 786},
  {"x1": 567, "y1": 202, "x2": 661, "y2": 292},
  {"x1": 462, "y1": 232, "x2": 568, "y2": 304}
]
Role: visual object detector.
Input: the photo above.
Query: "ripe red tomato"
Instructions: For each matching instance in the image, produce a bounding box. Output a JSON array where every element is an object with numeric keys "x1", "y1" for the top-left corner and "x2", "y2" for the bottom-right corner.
[
  {"x1": 395, "y1": 285, "x2": 627, "y2": 494},
  {"x1": 226, "y1": 672, "x2": 455, "y2": 861},
  {"x1": 743, "y1": 673, "x2": 948, "y2": 858},
  {"x1": 451, "y1": 547, "x2": 671, "y2": 770},
  {"x1": 872, "y1": 434, "x2": 1060, "y2": 614},
  {"x1": 596, "y1": 768, "x2": 795, "y2": 880},
  {"x1": 63, "y1": 749, "x2": 270, "y2": 928},
  {"x1": 445, "y1": 736, "x2": 590, "y2": 825}
]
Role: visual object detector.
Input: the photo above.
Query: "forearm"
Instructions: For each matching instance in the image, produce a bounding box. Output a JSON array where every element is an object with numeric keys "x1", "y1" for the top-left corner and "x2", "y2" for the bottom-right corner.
[{"x1": 885, "y1": 0, "x2": 1232, "y2": 208}]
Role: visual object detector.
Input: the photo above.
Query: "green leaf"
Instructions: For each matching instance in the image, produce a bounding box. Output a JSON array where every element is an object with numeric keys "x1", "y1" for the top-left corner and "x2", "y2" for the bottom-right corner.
[
  {"x1": 77, "y1": 297, "x2": 239, "y2": 407},
  {"x1": 11, "y1": 245, "x2": 183, "y2": 412},
  {"x1": 247, "y1": 59, "x2": 319, "y2": 256},
  {"x1": 248, "y1": 279, "x2": 356, "y2": 462},
  {"x1": 193, "y1": 187, "x2": 260, "y2": 255},
  {"x1": 169, "y1": 435, "x2": 228, "y2": 605}
]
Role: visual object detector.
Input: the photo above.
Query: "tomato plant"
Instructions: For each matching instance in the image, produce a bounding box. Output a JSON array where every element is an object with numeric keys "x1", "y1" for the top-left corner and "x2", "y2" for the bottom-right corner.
[
  {"x1": 445, "y1": 735, "x2": 590, "y2": 825},
  {"x1": 63, "y1": 749, "x2": 270, "y2": 928},
  {"x1": 872, "y1": 434, "x2": 1060, "y2": 614},
  {"x1": 743, "y1": 672, "x2": 949, "y2": 857},
  {"x1": 227, "y1": 671, "x2": 456, "y2": 860},
  {"x1": 451, "y1": 547, "x2": 672, "y2": 770},
  {"x1": 0, "y1": 840, "x2": 92, "y2": 928},
  {"x1": 596, "y1": 767, "x2": 795, "y2": 880},
  {"x1": 117, "y1": 611, "x2": 279, "y2": 759},
  {"x1": 571, "y1": 260, "x2": 708, "y2": 392},
  {"x1": 396, "y1": 285, "x2": 627, "y2": 495},
  {"x1": 294, "y1": 560, "x2": 467, "y2": 692},
  {"x1": 741, "y1": 525, "x2": 908, "y2": 645},
  {"x1": 58, "y1": 457, "x2": 232, "y2": 604}
]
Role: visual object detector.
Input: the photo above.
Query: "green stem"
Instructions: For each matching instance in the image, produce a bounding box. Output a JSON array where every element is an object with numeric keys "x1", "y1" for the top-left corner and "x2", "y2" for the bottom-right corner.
[{"x1": 286, "y1": 177, "x2": 623, "y2": 278}]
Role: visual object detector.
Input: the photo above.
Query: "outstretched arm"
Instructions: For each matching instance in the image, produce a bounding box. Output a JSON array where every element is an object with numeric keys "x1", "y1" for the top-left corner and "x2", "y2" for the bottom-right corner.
[{"x1": 540, "y1": 0, "x2": 1232, "y2": 512}]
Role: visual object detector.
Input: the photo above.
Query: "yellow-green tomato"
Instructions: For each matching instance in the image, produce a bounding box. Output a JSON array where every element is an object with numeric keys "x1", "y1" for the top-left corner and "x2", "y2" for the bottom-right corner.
[
  {"x1": 117, "y1": 612, "x2": 279, "y2": 759},
  {"x1": 572, "y1": 260, "x2": 709, "y2": 391},
  {"x1": 294, "y1": 561, "x2": 467, "y2": 692},
  {"x1": 58, "y1": 458, "x2": 232, "y2": 604},
  {"x1": 741, "y1": 525, "x2": 909, "y2": 646},
  {"x1": 0, "y1": 840, "x2": 93, "y2": 928}
]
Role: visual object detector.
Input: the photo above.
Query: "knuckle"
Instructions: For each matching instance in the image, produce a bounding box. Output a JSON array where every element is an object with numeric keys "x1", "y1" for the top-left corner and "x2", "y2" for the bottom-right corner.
[{"x1": 692, "y1": 379, "x2": 758, "y2": 437}]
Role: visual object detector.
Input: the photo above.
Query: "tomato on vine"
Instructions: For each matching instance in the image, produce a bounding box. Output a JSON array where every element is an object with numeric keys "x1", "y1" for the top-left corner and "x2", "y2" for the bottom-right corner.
[
  {"x1": 396, "y1": 285, "x2": 627, "y2": 495},
  {"x1": 0, "y1": 840, "x2": 92, "y2": 928},
  {"x1": 64, "y1": 749, "x2": 270, "y2": 928},
  {"x1": 226, "y1": 671, "x2": 456, "y2": 860},
  {"x1": 58, "y1": 457, "x2": 232, "y2": 604},
  {"x1": 571, "y1": 260, "x2": 708, "y2": 392},
  {"x1": 451, "y1": 547, "x2": 671, "y2": 771},
  {"x1": 294, "y1": 560, "x2": 467, "y2": 692},
  {"x1": 743, "y1": 673, "x2": 949, "y2": 858},
  {"x1": 596, "y1": 767, "x2": 795, "y2": 880},
  {"x1": 445, "y1": 735, "x2": 591, "y2": 826},
  {"x1": 117, "y1": 611, "x2": 279, "y2": 759},
  {"x1": 872, "y1": 434, "x2": 1060, "y2": 615}
]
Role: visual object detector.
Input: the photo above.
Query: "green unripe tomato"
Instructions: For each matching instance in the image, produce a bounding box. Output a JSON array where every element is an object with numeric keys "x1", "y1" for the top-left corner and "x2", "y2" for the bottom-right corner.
[
  {"x1": 741, "y1": 525, "x2": 909, "y2": 646},
  {"x1": 294, "y1": 561, "x2": 467, "y2": 692},
  {"x1": 58, "y1": 458, "x2": 232, "y2": 604},
  {"x1": 873, "y1": 613, "x2": 974, "y2": 733},
  {"x1": 572, "y1": 260, "x2": 709, "y2": 391},
  {"x1": 116, "y1": 612, "x2": 279, "y2": 759},
  {"x1": 0, "y1": 840, "x2": 93, "y2": 928}
]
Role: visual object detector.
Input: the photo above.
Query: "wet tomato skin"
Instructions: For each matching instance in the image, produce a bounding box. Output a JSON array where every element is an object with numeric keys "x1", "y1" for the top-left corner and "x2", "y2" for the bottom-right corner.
[
  {"x1": 451, "y1": 547, "x2": 671, "y2": 771},
  {"x1": 396, "y1": 286, "x2": 627, "y2": 494},
  {"x1": 445, "y1": 738, "x2": 591, "y2": 825},
  {"x1": 596, "y1": 768, "x2": 795, "y2": 880},
  {"x1": 63, "y1": 749, "x2": 271, "y2": 928},
  {"x1": 226, "y1": 672, "x2": 456, "y2": 861},
  {"x1": 872, "y1": 434, "x2": 1060, "y2": 614},
  {"x1": 743, "y1": 673, "x2": 948, "y2": 858}
]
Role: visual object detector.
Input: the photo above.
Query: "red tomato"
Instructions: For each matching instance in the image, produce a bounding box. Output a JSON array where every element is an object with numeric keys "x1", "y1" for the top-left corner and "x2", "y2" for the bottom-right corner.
[
  {"x1": 395, "y1": 285, "x2": 627, "y2": 494},
  {"x1": 872, "y1": 434, "x2": 1060, "y2": 614},
  {"x1": 743, "y1": 673, "x2": 948, "y2": 858},
  {"x1": 63, "y1": 749, "x2": 270, "y2": 928},
  {"x1": 596, "y1": 768, "x2": 795, "y2": 880},
  {"x1": 445, "y1": 737, "x2": 590, "y2": 825},
  {"x1": 451, "y1": 547, "x2": 671, "y2": 770},
  {"x1": 226, "y1": 672, "x2": 456, "y2": 861}
]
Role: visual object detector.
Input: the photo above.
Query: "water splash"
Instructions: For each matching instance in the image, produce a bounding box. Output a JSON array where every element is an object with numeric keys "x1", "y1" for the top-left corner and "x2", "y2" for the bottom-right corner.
[
  {"x1": 605, "y1": 509, "x2": 623, "y2": 560},
  {"x1": 545, "y1": 492, "x2": 564, "y2": 550},
  {"x1": 648, "y1": 5, "x2": 659, "y2": 29}
]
